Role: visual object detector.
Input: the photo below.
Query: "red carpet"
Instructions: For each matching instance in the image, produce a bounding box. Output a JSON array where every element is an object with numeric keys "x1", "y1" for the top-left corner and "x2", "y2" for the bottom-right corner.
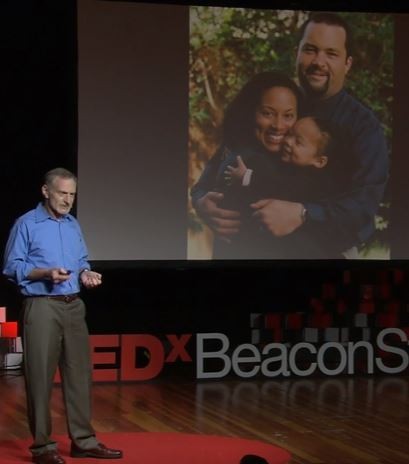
[{"x1": 0, "y1": 432, "x2": 291, "y2": 464}]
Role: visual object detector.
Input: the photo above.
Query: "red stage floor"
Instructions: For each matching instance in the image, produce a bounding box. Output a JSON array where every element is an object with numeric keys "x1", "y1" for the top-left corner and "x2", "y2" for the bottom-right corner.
[{"x1": 0, "y1": 432, "x2": 291, "y2": 464}]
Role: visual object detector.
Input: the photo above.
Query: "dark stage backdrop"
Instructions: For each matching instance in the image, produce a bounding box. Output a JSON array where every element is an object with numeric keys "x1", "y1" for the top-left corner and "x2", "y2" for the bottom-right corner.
[{"x1": 1, "y1": 0, "x2": 77, "y2": 254}]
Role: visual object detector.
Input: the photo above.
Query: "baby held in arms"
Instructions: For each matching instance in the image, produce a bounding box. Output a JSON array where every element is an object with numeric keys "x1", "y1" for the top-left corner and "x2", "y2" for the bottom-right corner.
[{"x1": 224, "y1": 116, "x2": 331, "y2": 193}]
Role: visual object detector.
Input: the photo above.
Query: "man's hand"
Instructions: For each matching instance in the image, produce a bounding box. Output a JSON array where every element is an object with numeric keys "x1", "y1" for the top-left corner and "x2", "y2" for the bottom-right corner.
[
  {"x1": 251, "y1": 199, "x2": 304, "y2": 237},
  {"x1": 195, "y1": 191, "x2": 241, "y2": 240},
  {"x1": 48, "y1": 268, "x2": 72, "y2": 284},
  {"x1": 80, "y1": 270, "x2": 102, "y2": 289}
]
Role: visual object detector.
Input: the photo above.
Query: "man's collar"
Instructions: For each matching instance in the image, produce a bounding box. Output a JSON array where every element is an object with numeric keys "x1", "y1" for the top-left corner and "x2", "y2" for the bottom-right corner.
[
  {"x1": 305, "y1": 89, "x2": 346, "y2": 107},
  {"x1": 301, "y1": 89, "x2": 346, "y2": 117},
  {"x1": 34, "y1": 202, "x2": 72, "y2": 223}
]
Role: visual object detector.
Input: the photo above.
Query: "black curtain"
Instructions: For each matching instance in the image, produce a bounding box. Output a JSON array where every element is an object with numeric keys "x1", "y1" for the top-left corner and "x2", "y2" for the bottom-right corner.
[{"x1": 0, "y1": 0, "x2": 77, "y2": 316}]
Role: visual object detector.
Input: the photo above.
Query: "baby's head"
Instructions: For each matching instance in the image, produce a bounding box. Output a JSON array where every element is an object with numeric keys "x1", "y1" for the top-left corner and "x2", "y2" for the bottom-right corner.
[{"x1": 281, "y1": 116, "x2": 331, "y2": 168}]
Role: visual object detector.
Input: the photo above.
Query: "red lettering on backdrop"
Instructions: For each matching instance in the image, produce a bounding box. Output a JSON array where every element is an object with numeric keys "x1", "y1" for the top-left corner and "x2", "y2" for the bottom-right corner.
[
  {"x1": 121, "y1": 334, "x2": 165, "y2": 381},
  {"x1": 91, "y1": 334, "x2": 120, "y2": 381},
  {"x1": 165, "y1": 334, "x2": 192, "y2": 362},
  {"x1": 54, "y1": 333, "x2": 193, "y2": 383}
]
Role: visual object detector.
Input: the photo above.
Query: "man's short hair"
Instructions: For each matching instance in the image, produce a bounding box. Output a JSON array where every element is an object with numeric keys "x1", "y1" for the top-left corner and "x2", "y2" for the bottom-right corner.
[
  {"x1": 44, "y1": 168, "x2": 77, "y2": 187},
  {"x1": 298, "y1": 12, "x2": 354, "y2": 58}
]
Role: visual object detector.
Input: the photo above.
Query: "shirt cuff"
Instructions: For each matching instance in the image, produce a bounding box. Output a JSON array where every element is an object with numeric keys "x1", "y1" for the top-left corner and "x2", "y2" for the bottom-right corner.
[
  {"x1": 303, "y1": 202, "x2": 326, "y2": 223},
  {"x1": 242, "y1": 169, "x2": 253, "y2": 187}
]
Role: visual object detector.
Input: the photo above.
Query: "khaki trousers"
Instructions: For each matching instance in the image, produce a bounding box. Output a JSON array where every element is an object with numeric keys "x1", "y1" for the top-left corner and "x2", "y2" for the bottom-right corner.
[{"x1": 22, "y1": 297, "x2": 98, "y2": 455}]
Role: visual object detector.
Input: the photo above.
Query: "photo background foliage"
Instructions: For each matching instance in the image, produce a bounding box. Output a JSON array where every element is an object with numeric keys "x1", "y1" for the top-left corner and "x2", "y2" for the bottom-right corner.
[{"x1": 188, "y1": 7, "x2": 393, "y2": 259}]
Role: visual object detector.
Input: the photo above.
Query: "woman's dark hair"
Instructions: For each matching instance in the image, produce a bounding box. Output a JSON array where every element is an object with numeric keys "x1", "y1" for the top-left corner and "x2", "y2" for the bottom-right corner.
[{"x1": 222, "y1": 71, "x2": 301, "y2": 151}]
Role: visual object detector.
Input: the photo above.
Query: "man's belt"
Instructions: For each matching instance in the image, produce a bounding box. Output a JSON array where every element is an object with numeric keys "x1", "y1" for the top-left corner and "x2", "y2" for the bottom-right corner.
[{"x1": 45, "y1": 294, "x2": 80, "y2": 303}]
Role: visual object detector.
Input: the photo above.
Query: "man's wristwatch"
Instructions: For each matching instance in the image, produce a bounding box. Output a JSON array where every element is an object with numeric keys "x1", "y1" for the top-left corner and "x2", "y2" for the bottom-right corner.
[{"x1": 301, "y1": 205, "x2": 308, "y2": 223}]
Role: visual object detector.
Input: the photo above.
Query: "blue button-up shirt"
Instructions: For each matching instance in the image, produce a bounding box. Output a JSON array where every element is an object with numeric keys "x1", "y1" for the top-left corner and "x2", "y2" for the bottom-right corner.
[{"x1": 3, "y1": 203, "x2": 90, "y2": 296}]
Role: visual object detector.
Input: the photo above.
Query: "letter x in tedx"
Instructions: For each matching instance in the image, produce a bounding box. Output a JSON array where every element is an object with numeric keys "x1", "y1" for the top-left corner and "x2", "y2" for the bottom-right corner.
[{"x1": 165, "y1": 334, "x2": 192, "y2": 362}]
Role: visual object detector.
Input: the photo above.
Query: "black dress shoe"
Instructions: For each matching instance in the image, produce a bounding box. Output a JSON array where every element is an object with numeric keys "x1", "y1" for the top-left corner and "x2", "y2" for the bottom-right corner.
[
  {"x1": 32, "y1": 450, "x2": 66, "y2": 464},
  {"x1": 240, "y1": 455, "x2": 269, "y2": 464},
  {"x1": 70, "y1": 442, "x2": 123, "y2": 459}
]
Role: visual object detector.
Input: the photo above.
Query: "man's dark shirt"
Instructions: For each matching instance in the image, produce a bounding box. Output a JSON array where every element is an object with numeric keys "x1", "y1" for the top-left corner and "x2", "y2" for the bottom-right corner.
[{"x1": 299, "y1": 89, "x2": 389, "y2": 251}]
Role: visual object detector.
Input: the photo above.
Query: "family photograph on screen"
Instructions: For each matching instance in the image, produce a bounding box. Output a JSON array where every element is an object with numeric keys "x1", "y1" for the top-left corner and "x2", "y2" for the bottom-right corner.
[{"x1": 188, "y1": 8, "x2": 393, "y2": 260}]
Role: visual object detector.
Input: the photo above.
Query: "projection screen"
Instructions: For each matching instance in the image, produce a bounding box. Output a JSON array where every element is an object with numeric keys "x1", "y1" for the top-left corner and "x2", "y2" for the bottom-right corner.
[{"x1": 77, "y1": 0, "x2": 409, "y2": 261}]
